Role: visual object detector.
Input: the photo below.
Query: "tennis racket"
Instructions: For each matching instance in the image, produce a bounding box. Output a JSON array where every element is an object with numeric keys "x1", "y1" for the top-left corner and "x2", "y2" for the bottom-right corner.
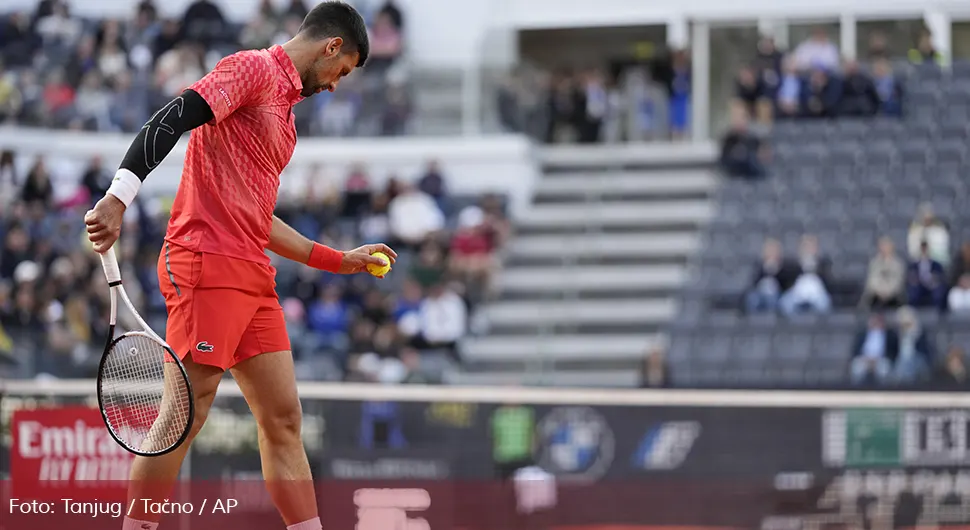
[{"x1": 96, "y1": 246, "x2": 194, "y2": 457}]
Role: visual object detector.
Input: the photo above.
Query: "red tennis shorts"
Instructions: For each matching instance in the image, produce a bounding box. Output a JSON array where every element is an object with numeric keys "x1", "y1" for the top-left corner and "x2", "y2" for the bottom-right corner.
[{"x1": 157, "y1": 242, "x2": 290, "y2": 370}]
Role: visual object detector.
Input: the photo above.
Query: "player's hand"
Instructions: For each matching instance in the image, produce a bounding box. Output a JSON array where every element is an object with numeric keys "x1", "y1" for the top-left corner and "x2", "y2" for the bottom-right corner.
[
  {"x1": 338, "y1": 243, "x2": 398, "y2": 277},
  {"x1": 85, "y1": 195, "x2": 126, "y2": 254}
]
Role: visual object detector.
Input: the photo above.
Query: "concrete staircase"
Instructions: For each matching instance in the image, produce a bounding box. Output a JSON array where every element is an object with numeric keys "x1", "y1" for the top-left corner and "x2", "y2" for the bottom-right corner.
[
  {"x1": 452, "y1": 144, "x2": 718, "y2": 387},
  {"x1": 409, "y1": 67, "x2": 464, "y2": 136}
]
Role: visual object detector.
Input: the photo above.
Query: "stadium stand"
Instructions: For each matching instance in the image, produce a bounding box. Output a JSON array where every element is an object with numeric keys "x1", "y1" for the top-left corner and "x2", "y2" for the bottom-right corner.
[
  {"x1": 0, "y1": 0, "x2": 411, "y2": 136},
  {"x1": 671, "y1": 59, "x2": 970, "y2": 390},
  {"x1": 0, "y1": 146, "x2": 510, "y2": 383}
]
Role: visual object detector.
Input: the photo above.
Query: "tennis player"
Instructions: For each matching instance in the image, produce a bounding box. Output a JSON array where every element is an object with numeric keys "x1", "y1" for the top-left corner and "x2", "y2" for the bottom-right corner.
[{"x1": 84, "y1": 3, "x2": 394, "y2": 530}]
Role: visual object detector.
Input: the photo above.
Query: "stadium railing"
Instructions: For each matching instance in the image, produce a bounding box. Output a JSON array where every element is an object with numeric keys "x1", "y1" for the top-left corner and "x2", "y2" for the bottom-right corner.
[{"x1": 2, "y1": 379, "x2": 970, "y2": 529}]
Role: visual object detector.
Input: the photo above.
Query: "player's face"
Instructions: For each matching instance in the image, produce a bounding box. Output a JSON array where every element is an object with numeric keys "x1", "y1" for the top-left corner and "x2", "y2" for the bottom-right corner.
[{"x1": 304, "y1": 39, "x2": 359, "y2": 97}]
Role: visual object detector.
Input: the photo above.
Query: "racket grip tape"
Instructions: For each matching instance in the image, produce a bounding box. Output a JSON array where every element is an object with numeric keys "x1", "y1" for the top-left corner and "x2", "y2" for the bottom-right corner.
[{"x1": 100, "y1": 246, "x2": 123, "y2": 286}]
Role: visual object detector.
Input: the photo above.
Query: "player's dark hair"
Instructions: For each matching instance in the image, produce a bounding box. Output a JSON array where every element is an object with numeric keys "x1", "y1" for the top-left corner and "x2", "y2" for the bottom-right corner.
[{"x1": 299, "y1": 1, "x2": 369, "y2": 67}]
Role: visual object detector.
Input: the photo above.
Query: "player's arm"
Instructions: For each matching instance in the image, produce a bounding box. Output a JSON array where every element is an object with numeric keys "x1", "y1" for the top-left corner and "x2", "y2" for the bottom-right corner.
[
  {"x1": 87, "y1": 52, "x2": 271, "y2": 253},
  {"x1": 105, "y1": 90, "x2": 214, "y2": 206},
  {"x1": 267, "y1": 215, "x2": 397, "y2": 275},
  {"x1": 106, "y1": 52, "x2": 274, "y2": 208},
  {"x1": 85, "y1": 90, "x2": 214, "y2": 252}
]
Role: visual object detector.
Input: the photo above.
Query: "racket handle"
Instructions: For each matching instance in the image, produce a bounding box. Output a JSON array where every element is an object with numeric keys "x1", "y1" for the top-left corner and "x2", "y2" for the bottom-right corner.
[{"x1": 100, "y1": 246, "x2": 122, "y2": 284}]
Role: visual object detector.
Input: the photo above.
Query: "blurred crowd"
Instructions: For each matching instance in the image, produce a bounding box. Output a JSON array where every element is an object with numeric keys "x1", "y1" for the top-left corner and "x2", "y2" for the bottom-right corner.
[
  {"x1": 0, "y1": 0, "x2": 411, "y2": 136},
  {"x1": 717, "y1": 26, "x2": 969, "y2": 388},
  {"x1": 495, "y1": 49, "x2": 693, "y2": 144},
  {"x1": 0, "y1": 149, "x2": 510, "y2": 382},
  {"x1": 740, "y1": 202, "x2": 970, "y2": 388},
  {"x1": 719, "y1": 27, "x2": 941, "y2": 179}
]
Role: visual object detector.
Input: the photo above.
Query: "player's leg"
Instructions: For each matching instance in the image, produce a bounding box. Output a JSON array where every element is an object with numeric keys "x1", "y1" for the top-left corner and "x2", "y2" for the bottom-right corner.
[
  {"x1": 230, "y1": 349, "x2": 319, "y2": 527},
  {"x1": 123, "y1": 356, "x2": 223, "y2": 527},
  {"x1": 124, "y1": 246, "x2": 253, "y2": 529}
]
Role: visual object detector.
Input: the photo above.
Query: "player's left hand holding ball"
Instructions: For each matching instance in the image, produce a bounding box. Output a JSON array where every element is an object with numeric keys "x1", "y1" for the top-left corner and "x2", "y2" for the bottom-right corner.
[
  {"x1": 85, "y1": 194, "x2": 126, "y2": 254},
  {"x1": 338, "y1": 243, "x2": 398, "y2": 278}
]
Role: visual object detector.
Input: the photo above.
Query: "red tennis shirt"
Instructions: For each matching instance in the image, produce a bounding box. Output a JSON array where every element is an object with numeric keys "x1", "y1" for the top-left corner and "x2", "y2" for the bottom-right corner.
[{"x1": 165, "y1": 45, "x2": 304, "y2": 266}]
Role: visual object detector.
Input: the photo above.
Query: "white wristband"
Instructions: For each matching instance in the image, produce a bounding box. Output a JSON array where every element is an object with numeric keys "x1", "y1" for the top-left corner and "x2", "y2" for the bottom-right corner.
[{"x1": 105, "y1": 168, "x2": 142, "y2": 208}]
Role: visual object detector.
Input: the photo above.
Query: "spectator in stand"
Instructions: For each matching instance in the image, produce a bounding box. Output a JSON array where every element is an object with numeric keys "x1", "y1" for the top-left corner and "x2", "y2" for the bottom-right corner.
[
  {"x1": 241, "y1": 1, "x2": 279, "y2": 50},
  {"x1": 893, "y1": 306, "x2": 934, "y2": 384},
  {"x1": 0, "y1": 281, "x2": 12, "y2": 361},
  {"x1": 74, "y1": 71, "x2": 111, "y2": 130},
  {"x1": 450, "y1": 206, "x2": 496, "y2": 304},
  {"x1": 152, "y1": 19, "x2": 182, "y2": 64},
  {"x1": 754, "y1": 36, "x2": 783, "y2": 101},
  {"x1": 96, "y1": 20, "x2": 129, "y2": 84},
  {"x1": 284, "y1": 0, "x2": 310, "y2": 21},
  {"x1": 871, "y1": 58, "x2": 903, "y2": 117},
  {"x1": 42, "y1": 68, "x2": 74, "y2": 126},
  {"x1": 935, "y1": 345, "x2": 969, "y2": 388},
  {"x1": 668, "y1": 50, "x2": 691, "y2": 140},
  {"x1": 36, "y1": 0, "x2": 82, "y2": 52},
  {"x1": 801, "y1": 69, "x2": 840, "y2": 119},
  {"x1": 399, "y1": 347, "x2": 431, "y2": 384},
  {"x1": 366, "y1": 9, "x2": 402, "y2": 72},
  {"x1": 745, "y1": 237, "x2": 799, "y2": 313},
  {"x1": 341, "y1": 163, "x2": 372, "y2": 218},
  {"x1": 792, "y1": 27, "x2": 840, "y2": 73},
  {"x1": 180, "y1": 0, "x2": 227, "y2": 48},
  {"x1": 866, "y1": 31, "x2": 889, "y2": 61},
  {"x1": 850, "y1": 313, "x2": 898, "y2": 386},
  {"x1": 481, "y1": 193, "x2": 511, "y2": 250},
  {"x1": 359, "y1": 192, "x2": 391, "y2": 245},
  {"x1": 839, "y1": 60, "x2": 879, "y2": 117},
  {"x1": 20, "y1": 157, "x2": 53, "y2": 208},
  {"x1": 80, "y1": 155, "x2": 110, "y2": 207},
  {"x1": 125, "y1": 1, "x2": 161, "y2": 54},
  {"x1": 909, "y1": 30, "x2": 943, "y2": 66},
  {"x1": 64, "y1": 35, "x2": 97, "y2": 89},
  {"x1": 860, "y1": 237, "x2": 906, "y2": 310},
  {"x1": 907, "y1": 241, "x2": 947, "y2": 309},
  {"x1": 154, "y1": 40, "x2": 205, "y2": 99},
  {"x1": 307, "y1": 284, "x2": 351, "y2": 352},
  {"x1": 413, "y1": 281, "x2": 467, "y2": 362},
  {"x1": 360, "y1": 289, "x2": 391, "y2": 326},
  {"x1": 392, "y1": 279, "x2": 423, "y2": 322},
  {"x1": 907, "y1": 203, "x2": 950, "y2": 266},
  {"x1": 410, "y1": 239, "x2": 447, "y2": 289},
  {"x1": 347, "y1": 318, "x2": 376, "y2": 357},
  {"x1": 546, "y1": 71, "x2": 582, "y2": 143},
  {"x1": 948, "y1": 274, "x2": 970, "y2": 313},
  {"x1": 378, "y1": 1, "x2": 404, "y2": 30},
  {"x1": 720, "y1": 106, "x2": 767, "y2": 179},
  {"x1": 5, "y1": 282, "x2": 46, "y2": 367},
  {"x1": 0, "y1": 150, "x2": 18, "y2": 206},
  {"x1": 580, "y1": 69, "x2": 607, "y2": 143},
  {"x1": 0, "y1": 13, "x2": 39, "y2": 69},
  {"x1": 775, "y1": 57, "x2": 802, "y2": 119},
  {"x1": 733, "y1": 66, "x2": 766, "y2": 124},
  {"x1": 1, "y1": 225, "x2": 30, "y2": 280},
  {"x1": 388, "y1": 182, "x2": 445, "y2": 251},
  {"x1": 639, "y1": 345, "x2": 670, "y2": 389},
  {"x1": 384, "y1": 174, "x2": 403, "y2": 200},
  {"x1": 417, "y1": 159, "x2": 448, "y2": 213},
  {"x1": 780, "y1": 234, "x2": 833, "y2": 316},
  {"x1": 108, "y1": 71, "x2": 149, "y2": 132},
  {"x1": 0, "y1": 65, "x2": 23, "y2": 123}
]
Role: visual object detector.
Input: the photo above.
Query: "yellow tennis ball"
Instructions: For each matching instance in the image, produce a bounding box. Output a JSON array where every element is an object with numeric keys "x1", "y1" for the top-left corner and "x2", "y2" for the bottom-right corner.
[{"x1": 367, "y1": 251, "x2": 391, "y2": 277}]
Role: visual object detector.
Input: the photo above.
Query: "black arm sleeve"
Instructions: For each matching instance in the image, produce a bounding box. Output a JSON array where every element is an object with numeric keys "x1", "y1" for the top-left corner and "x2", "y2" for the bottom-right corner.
[{"x1": 119, "y1": 89, "x2": 215, "y2": 181}]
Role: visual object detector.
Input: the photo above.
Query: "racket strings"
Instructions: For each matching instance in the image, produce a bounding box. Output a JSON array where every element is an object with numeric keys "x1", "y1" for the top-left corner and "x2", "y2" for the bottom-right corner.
[{"x1": 101, "y1": 333, "x2": 191, "y2": 454}]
